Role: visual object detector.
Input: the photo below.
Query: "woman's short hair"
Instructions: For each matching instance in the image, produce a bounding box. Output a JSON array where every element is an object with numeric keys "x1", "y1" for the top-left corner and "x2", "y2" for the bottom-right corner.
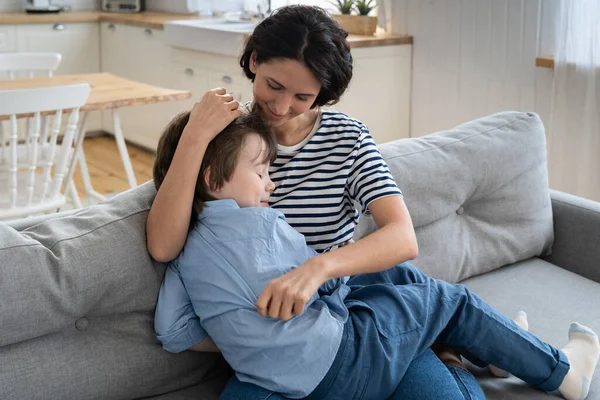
[
  {"x1": 153, "y1": 111, "x2": 278, "y2": 228},
  {"x1": 240, "y1": 5, "x2": 353, "y2": 108}
]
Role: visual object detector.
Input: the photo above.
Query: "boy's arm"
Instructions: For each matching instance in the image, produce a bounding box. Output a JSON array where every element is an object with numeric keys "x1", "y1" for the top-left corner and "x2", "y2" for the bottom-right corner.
[{"x1": 155, "y1": 263, "x2": 219, "y2": 353}]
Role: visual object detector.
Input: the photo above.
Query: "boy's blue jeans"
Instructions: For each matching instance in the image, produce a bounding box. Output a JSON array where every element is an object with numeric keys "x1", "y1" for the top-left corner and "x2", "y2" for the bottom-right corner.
[{"x1": 219, "y1": 264, "x2": 486, "y2": 400}]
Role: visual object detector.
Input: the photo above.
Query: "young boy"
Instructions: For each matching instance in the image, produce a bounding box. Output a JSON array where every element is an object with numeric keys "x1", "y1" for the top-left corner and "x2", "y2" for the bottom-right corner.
[{"x1": 153, "y1": 111, "x2": 599, "y2": 400}]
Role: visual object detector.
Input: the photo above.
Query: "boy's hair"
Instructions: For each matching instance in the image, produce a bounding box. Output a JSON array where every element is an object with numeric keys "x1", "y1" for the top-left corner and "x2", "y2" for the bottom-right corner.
[{"x1": 153, "y1": 111, "x2": 278, "y2": 228}]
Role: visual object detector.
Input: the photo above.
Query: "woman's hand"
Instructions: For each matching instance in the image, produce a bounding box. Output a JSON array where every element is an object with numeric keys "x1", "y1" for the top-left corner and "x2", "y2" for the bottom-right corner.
[
  {"x1": 183, "y1": 87, "x2": 241, "y2": 145},
  {"x1": 256, "y1": 259, "x2": 329, "y2": 321}
]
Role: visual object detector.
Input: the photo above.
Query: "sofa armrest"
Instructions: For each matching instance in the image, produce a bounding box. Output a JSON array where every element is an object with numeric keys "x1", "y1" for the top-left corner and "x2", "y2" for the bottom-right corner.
[{"x1": 542, "y1": 190, "x2": 600, "y2": 283}]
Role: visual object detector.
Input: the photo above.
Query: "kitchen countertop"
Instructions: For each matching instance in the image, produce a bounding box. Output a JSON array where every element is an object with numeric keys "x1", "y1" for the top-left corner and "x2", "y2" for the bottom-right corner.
[{"x1": 0, "y1": 11, "x2": 413, "y2": 48}]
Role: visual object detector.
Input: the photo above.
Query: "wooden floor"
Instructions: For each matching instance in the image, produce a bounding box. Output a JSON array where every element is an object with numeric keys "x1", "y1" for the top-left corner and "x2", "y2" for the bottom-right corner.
[{"x1": 72, "y1": 135, "x2": 155, "y2": 198}]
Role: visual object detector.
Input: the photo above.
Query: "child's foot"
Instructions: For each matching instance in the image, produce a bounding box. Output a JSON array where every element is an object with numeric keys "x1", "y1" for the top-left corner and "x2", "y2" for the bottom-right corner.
[
  {"x1": 489, "y1": 311, "x2": 529, "y2": 378},
  {"x1": 558, "y1": 323, "x2": 600, "y2": 400},
  {"x1": 432, "y1": 343, "x2": 467, "y2": 370}
]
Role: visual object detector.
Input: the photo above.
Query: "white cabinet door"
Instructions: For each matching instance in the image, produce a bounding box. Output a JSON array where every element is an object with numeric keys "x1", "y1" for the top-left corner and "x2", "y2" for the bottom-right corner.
[
  {"x1": 17, "y1": 23, "x2": 100, "y2": 75},
  {"x1": 17, "y1": 22, "x2": 102, "y2": 130},
  {"x1": 329, "y1": 45, "x2": 412, "y2": 144},
  {"x1": 0, "y1": 25, "x2": 17, "y2": 53},
  {"x1": 101, "y1": 23, "x2": 180, "y2": 150}
]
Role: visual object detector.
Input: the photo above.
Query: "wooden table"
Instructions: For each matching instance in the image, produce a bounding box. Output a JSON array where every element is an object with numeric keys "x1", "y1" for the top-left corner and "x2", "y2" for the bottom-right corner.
[{"x1": 0, "y1": 73, "x2": 191, "y2": 204}]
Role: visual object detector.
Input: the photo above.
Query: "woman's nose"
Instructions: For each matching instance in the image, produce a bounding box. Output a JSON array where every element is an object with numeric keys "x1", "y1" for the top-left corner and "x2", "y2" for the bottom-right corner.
[{"x1": 273, "y1": 95, "x2": 292, "y2": 115}]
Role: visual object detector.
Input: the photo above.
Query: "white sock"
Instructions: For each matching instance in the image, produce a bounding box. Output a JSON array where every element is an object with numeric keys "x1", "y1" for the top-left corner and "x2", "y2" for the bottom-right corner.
[
  {"x1": 489, "y1": 311, "x2": 529, "y2": 378},
  {"x1": 558, "y1": 323, "x2": 600, "y2": 400}
]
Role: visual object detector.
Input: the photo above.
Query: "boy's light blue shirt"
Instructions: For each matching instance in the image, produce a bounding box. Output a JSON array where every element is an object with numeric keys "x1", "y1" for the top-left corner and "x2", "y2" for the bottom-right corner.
[{"x1": 154, "y1": 200, "x2": 350, "y2": 398}]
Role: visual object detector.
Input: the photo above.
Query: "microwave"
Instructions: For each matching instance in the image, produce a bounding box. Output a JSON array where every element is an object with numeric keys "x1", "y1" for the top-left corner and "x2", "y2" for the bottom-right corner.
[{"x1": 102, "y1": 0, "x2": 145, "y2": 13}]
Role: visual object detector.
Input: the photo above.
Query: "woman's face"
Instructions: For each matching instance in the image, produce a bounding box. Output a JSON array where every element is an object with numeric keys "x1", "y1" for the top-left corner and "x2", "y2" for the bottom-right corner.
[{"x1": 250, "y1": 55, "x2": 322, "y2": 127}]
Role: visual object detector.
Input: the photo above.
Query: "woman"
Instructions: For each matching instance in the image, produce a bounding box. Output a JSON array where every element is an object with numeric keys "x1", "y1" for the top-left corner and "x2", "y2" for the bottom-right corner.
[{"x1": 147, "y1": 5, "x2": 485, "y2": 399}]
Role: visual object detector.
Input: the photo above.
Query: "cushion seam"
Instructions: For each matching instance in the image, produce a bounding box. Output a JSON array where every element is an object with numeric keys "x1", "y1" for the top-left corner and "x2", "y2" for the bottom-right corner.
[
  {"x1": 385, "y1": 114, "x2": 535, "y2": 160},
  {"x1": 0, "y1": 209, "x2": 149, "y2": 253}
]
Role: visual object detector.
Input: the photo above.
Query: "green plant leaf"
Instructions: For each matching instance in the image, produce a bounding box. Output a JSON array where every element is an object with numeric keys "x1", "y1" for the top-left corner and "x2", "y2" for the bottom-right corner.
[
  {"x1": 329, "y1": 0, "x2": 355, "y2": 15},
  {"x1": 355, "y1": 0, "x2": 376, "y2": 16}
]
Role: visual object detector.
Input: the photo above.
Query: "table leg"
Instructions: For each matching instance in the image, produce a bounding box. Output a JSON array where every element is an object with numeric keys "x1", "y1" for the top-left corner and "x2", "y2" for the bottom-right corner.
[
  {"x1": 111, "y1": 108, "x2": 137, "y2": 189},
  {"x1": 64, "y1": 111, "x2": 108, "y2": 205}
]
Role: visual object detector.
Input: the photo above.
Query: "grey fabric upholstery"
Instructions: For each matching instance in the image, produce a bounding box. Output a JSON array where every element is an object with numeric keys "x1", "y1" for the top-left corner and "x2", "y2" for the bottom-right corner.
[
  {"x1": 462, "y1": 257, "x2": 600, "y2": 400},
  {"x1": 356, "y1": 111, "x2": 554, "y2": 283},
  {"x1": 542, "y1": 189, "x2": 600, "y2": 284},
  {"x1": 0, "y1": 181, "x2": 232, "y2": 399},
  {"x1": 2, "y1": 111, "x2": 598, "y2": 399}
]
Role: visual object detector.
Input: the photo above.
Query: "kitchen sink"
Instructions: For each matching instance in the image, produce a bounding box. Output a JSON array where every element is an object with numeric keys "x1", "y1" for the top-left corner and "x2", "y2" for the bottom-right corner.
[{"x1": 164, "y1": 19, "x2": 258, "y2": 57}]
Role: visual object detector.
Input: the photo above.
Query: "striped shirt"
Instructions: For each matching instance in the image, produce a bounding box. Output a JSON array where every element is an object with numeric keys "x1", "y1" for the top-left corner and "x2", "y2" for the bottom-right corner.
[{"x1": 269, "y1": 110, "x2": 402, "y2": 252}]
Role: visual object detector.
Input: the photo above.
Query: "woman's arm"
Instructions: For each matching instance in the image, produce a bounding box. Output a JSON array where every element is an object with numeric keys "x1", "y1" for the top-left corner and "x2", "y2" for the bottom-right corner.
[
  {"x1": 317, "y1": 195, "x2": 418, "y2": 278},
  {"x1": 146, "y1": 88, "x2": 241, "y2": 262},
  {"x1": 256, "y1": 195, "x2": 417, "y2": 321}
]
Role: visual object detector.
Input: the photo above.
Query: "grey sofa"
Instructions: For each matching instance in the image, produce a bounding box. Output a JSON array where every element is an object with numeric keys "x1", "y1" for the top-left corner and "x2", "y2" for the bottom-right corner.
[{"x1": 1, "y1": 111, "x2": 598, "y2": 399}]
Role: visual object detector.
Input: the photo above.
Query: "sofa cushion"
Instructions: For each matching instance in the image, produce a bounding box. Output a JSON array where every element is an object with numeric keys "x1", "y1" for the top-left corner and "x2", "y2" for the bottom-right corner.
[
  {"x1": 355, "y1": 112, "x2": 554, "y2": 283},
  {"x1": 0, "y1": 181, "x2": 231, "y2": 399},
  {"x1": 462, "y1": 258, "x2": 600, "y2": 399}
]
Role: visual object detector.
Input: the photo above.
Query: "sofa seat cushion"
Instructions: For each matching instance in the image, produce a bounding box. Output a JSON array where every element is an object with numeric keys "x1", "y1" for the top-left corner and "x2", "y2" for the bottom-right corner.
[
  {"x1": 355, "y1": 112, "x2": 554, "y2": 283},
  {"x1": 461, "y1": 258, "x2": 600, "y2": 399},
  {"x1": 0, "y1": 181, "x2": 231, "y2": 399}
]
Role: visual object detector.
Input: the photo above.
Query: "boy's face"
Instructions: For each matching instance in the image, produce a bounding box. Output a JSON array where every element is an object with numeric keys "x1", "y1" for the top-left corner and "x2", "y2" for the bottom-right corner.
[{"x1": 213, "y1": 133, "x2": 275, "y2": 208}]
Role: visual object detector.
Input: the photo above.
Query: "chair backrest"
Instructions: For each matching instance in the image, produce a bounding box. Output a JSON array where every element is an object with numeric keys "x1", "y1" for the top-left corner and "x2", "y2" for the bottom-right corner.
[
  {"x1": 0, "y1": 84, "x2": 90, "y2": 220},
  {"x1": 0, "y1": 52, "x2": 62, "y2": 79}
]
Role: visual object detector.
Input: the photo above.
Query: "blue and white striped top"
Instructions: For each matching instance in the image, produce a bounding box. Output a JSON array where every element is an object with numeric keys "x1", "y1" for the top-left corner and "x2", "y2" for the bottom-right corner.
[{"x1": 269, "y1": 110, "x2": 402, "y2": 252}]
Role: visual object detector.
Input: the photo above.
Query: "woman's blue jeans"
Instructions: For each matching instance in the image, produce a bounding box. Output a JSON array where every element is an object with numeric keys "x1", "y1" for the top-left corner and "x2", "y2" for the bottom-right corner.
[{"x1": 219, "y1": 347, "x2": 484, "y2": 399}]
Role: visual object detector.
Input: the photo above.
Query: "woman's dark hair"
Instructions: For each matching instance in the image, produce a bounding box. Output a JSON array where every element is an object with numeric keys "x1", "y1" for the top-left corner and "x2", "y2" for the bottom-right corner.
[
  {"x1": 240, "y1": 5, "x2": 353, "y2": 108},
  {"x1": 153, "y1": 110, "x2": 278, "y2": 229}
]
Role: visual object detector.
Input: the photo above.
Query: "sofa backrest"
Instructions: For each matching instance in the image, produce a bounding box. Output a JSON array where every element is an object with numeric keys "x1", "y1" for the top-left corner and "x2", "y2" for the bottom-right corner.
[
  {"x1": 0, "y1": 181, "x2": 231, "y2": 399},
  {"x1": 355, "y1": 111, "x2": 554, "y2": 283},
  {"x1": 0, "y1": 111, "x2": 554, "y2": 398}
]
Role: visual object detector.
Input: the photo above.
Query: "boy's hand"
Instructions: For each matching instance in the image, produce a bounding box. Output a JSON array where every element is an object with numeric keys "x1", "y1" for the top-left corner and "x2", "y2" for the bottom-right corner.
[
  {"x1": 256, "y1": 260, "x2": 328, "y2": 321},
  {"x1": 183, "y1": 87, "x2": 241, "y2": 145}
]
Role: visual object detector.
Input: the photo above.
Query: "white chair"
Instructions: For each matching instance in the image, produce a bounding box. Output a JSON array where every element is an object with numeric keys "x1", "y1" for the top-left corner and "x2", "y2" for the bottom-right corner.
[
  {"x1": 0, "y1": 52, "x2": 62, "y2": 79},
  {"x1": 0, "y1": 84, "x2": 90, "y2": 220},
  {"x1": 0, "y1": 52, "x2": 86, "y2": 210}
]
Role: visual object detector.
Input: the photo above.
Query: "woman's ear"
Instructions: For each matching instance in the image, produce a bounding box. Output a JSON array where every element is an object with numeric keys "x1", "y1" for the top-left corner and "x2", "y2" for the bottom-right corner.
[{"x1": 249, "y1": 51, "x2": 258, "y2": 74}]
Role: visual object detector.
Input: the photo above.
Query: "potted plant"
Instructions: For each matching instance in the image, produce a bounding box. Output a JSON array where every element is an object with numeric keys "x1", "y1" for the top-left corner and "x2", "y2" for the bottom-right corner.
[{"x1": 332, "y1": 0, "x2": 379, "y2": 36}]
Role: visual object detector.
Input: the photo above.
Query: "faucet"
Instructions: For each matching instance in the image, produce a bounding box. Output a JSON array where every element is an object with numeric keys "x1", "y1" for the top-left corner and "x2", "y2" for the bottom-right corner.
[
  {"x1": 241, "y1": 0, "x2": 271, "y2": 20},
  {"x1": 257, "y1": 0, "x2": 271, "y2": 19}
]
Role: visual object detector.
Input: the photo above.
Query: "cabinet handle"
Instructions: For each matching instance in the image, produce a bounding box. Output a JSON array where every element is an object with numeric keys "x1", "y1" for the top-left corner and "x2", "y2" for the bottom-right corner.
[
  {"x1": 221, "y1": 75, "x2": 233, "y2": 85},
  {"x1": 184, "y1": 68, "x2": 194, "y2": 76},
  {"x1": 108, "y1": 23, "x2": 116, "y2": 30},
  {"x1": 144, "y1": 28, "x2": 152, "y2": 36},
  {"x1": 53, "y1": 23, "x2": 65, "y2": 31}
]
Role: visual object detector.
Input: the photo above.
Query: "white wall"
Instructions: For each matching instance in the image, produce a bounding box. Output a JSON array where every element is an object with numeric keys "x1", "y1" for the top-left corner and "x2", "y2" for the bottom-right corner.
[{"x1": 390, "y1": 0, "x2": 559, "y2": 138}]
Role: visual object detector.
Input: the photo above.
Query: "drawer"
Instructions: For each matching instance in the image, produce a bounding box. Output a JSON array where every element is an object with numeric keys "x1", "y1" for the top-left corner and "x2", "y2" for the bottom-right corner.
[
  {"x1": 209, "y1": 70, "x2": 247, "y2": 89},
  {"x1": 0, "y1": 25, "x2": 17, "y2": 52}
]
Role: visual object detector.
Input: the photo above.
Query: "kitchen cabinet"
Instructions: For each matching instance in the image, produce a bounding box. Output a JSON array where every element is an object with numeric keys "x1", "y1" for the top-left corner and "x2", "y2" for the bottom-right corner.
[
  {"x1": 0, "y1": 25, "x2": 17, "y2": 53},
  {"x1": 11, "y1": 22, "x2": 102, "y2": 131},
  {"x1": 3, "y1": 16, "x2": 411, "y2": 149},
  {"x1": 330, "y1": 45, "x2": 412, "y2": 144},
  {"x1": 100, "y1": 22, "x2": 175, "y2": 150},
  {"x1": 16, "y1": 23, "x2": 100, "y2": 75},
  {"x1": 169, "y1": 46, "x2": 253, "y2": 106}
]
